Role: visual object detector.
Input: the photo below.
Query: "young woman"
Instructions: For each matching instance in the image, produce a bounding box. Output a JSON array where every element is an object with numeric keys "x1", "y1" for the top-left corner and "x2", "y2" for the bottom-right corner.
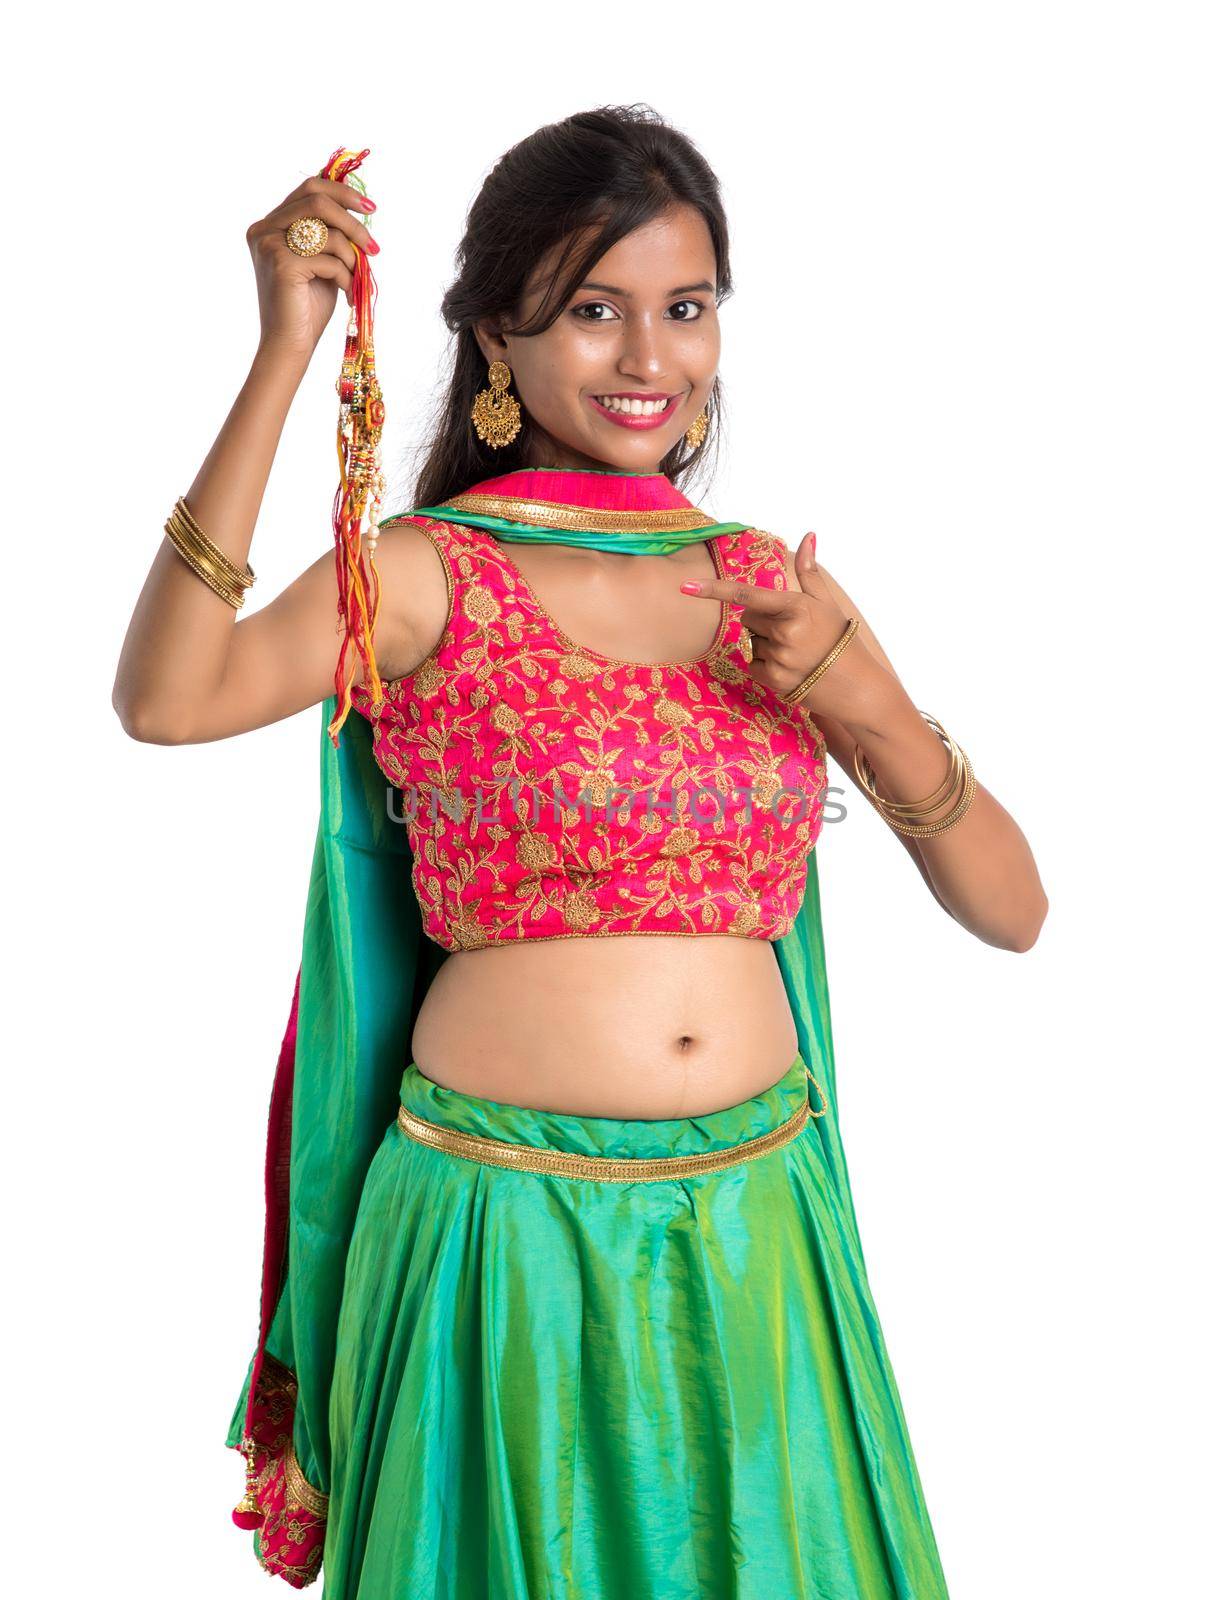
[{"x1": 115, "y1": 105, "x2": 1046, "y2": 1598}]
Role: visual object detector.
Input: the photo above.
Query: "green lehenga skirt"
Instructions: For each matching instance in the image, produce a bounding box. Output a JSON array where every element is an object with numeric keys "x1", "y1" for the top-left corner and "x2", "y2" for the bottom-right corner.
[{"x1": 319, "y1": 1051, "x2": 949, "y2": 1599}]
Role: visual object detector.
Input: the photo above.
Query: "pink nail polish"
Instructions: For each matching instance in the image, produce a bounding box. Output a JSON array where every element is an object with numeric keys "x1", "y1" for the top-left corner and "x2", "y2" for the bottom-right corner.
[
  {"x1": 679, "y1": 581, "x2": 702, "y2": 594},
  {"x1": 360, "y1": 198, "x2": 377, "y2": 211},
  {"x1": 367, "y1": 239, "x2": 380, "y2": 254}
]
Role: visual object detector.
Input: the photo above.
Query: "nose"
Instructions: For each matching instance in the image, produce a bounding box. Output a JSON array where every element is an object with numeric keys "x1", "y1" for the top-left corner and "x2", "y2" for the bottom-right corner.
[{"x1": 616, "y1": 312, "x2": 667, "y2": 384}]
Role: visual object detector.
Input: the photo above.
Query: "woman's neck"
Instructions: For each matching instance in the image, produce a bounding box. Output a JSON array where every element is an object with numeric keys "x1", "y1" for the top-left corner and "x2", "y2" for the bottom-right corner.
[{"x1": 524, "y1": 442, "x2": 663, "y2": 476}]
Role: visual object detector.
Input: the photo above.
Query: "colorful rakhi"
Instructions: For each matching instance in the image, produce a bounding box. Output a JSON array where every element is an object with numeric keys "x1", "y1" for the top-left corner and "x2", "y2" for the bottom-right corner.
[{"x1": 321, "y1": 146, "x2": 387, "y2": 744}]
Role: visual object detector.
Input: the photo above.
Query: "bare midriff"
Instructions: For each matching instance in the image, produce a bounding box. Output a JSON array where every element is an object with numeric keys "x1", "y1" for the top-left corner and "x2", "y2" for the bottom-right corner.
[{"x1": 410, "y1": 935, "x2": 801, "y2": 1119}]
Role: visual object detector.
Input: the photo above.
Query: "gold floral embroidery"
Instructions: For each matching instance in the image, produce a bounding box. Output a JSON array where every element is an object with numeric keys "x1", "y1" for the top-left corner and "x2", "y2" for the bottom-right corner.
[
  {"x1": 660, "y1": 825, "x2": 700, "y2": 858},
  {"x1": 515, "y1": 831, "x2": 556, "y2": 870},
  {"x1": 412, "y1": 657, "x2": 447, "y2": 699},
  {"x1": 350, "y1": 518, "x2": 829, "y2": 952},
  {"x1": 235, "y1": 1351, "x2": 328, "y2": 1587},
  {"x1": 561, "y1": 889, "x2": 601, "y2": 931},
  {"x1": 462, "y1": 584, "x2": 502, "y2": 626},
  {"x1": 559, "y1": 651, "x2": 601, "y2": 681},
  {"x1": 655, "y1": 694, "x2": 693, "y2": 729}
]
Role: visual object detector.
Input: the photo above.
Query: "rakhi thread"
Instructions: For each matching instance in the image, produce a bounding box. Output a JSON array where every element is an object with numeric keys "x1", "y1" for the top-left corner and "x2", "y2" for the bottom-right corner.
[{"x1": 322, "y1": 145, "x2": 387, "y2": 744}]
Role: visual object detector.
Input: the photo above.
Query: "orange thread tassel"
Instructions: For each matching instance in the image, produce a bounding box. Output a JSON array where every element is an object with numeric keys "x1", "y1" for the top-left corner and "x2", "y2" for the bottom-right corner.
[{"x1": 321, "y1": 146, "x2": 387, "y2": 745}]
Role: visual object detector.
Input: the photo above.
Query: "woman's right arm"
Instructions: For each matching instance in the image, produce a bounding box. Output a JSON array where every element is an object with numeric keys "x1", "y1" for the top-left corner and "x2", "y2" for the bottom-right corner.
[{"x1": 112, "y1": 172, "x2": 446, "y2": 745}]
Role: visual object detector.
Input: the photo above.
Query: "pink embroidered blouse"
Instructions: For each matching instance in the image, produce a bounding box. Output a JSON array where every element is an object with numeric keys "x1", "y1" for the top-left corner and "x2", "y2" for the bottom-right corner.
[{"x1": 349, "y1": 517, "x2": 829, "y2": 952}]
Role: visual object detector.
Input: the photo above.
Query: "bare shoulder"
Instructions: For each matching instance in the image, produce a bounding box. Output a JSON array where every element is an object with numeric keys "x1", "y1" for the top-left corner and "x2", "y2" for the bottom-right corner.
[{"x1": 363, "y1": 518, "x2": 453, "y2": 684}]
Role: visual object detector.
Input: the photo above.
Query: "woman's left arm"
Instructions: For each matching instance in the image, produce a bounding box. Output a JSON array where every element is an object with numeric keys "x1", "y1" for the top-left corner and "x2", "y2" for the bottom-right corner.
[
  {"x1": 781, "y1": 540, "x2": 1047, "y2": 953},
  {"x1": 682, "y1": 534, "x2": 1048, "y2": 952}
]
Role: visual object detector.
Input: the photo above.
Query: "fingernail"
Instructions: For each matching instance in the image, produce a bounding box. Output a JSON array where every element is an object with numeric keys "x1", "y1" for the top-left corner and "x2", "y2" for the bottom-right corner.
[
  {"x1": 367, "y1": 238, "x2": 380, "y2": 254},
  {"x1": 679, "y1": 581, "x2": 702, "y2": 594},
  {"x1": 360, "y1": 198, "x2": 377, "y2": 211}
]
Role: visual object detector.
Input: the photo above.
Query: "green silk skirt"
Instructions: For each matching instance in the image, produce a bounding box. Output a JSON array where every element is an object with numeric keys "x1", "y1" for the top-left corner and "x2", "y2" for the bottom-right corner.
[{"x1": 319, "y1": 1051, "x2": 949, "y2": 1599}]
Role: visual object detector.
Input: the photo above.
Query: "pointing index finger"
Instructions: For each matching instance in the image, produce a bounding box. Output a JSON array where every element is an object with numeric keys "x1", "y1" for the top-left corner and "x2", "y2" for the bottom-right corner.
[{"x1": 679, "y1": 578, "x2": 794, "y2": 611}]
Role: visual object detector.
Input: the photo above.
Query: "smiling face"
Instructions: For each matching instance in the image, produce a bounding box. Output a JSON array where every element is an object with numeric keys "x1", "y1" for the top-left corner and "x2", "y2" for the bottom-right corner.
[{"x1": 472, "y1": 202, "x2": 721, "y2": 474}]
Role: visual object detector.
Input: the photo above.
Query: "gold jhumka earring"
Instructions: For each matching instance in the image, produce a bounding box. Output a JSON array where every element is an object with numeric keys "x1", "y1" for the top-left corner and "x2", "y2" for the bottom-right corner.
[
  {"x1": 685, "y1": 407, "x2": 709, "y2": 449},
  {"x1": 470, "y1": 361, "x2": 523, "y2": 448}
]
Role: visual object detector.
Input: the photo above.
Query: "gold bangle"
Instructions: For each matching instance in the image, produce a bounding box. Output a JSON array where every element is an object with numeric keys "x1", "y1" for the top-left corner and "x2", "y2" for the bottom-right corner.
[
  {"x1": 853, "y1": 713, "x2": 963, "y2": 819},
  {"x1": 167, "y1": 497, "x2": 255, "y2": 588},
  {"x1": 855, "y1": 713, "x2": 961, "y2": 817},
  {"x1": 164, "y1": 513, "x2": 251, "y2": 596},
  {"x1": 171, "y1": 496, "x2": 255, "y2": 585},
  {"x1": 875, "y1": 764, "x2": 977, "y2": 837},
  {"x1": 782, "y1": 616, "x2": 860, "y2": 706},
  {"x1": 165, "y1": 514, "x2": 247, "y2": 608},
  {"x1": 164, "y1": 515, "x2": 246, "y2": 602},
  {"x1": 854, "y1": 721, "x2": 966, "y2": 824},
  {"x1": 163, "y1": 495, "x2": 256, "y2": 609},
  {"x1": 855, "y1": 713, "x2": 978, "y2": 837},
  {"x1": 164, "y1": 522, "x2": 246, "y2": 608},
  {"x1": 860, "y1": 754, "x2": 974, "y2": 836}
]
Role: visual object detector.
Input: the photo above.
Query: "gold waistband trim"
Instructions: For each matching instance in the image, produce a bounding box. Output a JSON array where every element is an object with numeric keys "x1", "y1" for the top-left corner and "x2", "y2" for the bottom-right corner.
[
  {"x1": 432, "y1": 493, "x2": 722, "y2": 533},
  {"x1": 396, "y1": 1095, "x2": 816, "y2": 1182}
]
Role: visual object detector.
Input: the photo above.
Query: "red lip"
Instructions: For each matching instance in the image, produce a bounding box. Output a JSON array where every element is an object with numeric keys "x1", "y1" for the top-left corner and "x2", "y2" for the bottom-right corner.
[{"x1": 588, "y1": 393, "x2": 683, "y2": 431}]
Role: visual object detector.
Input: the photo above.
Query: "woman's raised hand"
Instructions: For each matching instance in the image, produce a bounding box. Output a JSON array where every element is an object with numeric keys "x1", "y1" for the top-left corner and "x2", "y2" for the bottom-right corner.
[
  {"x1": 246, "y1": 174, "x2": 380, "y2": 364},
  {"x1": 679, "y1": 532, "x2": 901, "y2": 729}
]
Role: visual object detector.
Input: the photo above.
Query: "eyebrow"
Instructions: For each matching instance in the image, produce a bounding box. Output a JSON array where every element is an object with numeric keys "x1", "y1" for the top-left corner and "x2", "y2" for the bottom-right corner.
[{"x1": 576, "y1": 279, "x2": 715, "y2": 298}]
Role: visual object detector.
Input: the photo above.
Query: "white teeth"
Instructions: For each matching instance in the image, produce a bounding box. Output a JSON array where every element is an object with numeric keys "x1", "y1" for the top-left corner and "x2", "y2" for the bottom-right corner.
[{"x1": 597, "y1": 395, "x2": 669, "y2": 415}]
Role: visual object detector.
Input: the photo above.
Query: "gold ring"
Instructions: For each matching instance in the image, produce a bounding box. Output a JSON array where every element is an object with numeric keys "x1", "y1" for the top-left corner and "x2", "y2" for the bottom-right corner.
[{"x1": 285, "y1": 216, "x2": 329, "y2": 257}]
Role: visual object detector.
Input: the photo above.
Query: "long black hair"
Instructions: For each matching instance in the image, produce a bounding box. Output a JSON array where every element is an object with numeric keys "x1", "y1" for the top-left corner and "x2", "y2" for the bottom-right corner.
[{"x1": 406, "y1": 103, "x2": 733, "y2": 510}]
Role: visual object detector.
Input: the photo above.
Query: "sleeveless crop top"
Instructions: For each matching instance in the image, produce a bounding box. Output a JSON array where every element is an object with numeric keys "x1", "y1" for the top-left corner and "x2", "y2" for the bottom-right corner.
[{"x1": 348, "y1": 518, "x2": 830, "y2": 952}]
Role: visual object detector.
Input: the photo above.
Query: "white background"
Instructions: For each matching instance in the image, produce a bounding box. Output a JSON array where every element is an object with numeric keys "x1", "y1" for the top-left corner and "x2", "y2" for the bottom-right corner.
[{"x1": 6, "y1": 3, "x2": 1221, "y2": 1595}]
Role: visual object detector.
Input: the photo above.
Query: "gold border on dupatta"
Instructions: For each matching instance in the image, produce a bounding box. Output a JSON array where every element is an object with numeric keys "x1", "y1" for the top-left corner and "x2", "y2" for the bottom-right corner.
[
  {"x1": 431, "y1": 493, "x2": 722, "y2": 533},
  {"x1": 283, "y1": 1443, "x2": 330, "y2": 1516}
]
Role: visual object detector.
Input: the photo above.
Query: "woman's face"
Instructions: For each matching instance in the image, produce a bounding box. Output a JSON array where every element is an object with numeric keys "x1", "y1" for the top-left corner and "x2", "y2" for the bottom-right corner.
[{"x1": 474, "y1": 203, "x2": 720, "y2": 474}]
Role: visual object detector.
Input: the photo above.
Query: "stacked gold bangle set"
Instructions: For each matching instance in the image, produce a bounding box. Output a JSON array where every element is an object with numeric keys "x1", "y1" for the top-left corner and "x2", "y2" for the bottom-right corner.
[
  {"x1": 779, "y1": 615, "x2": 975, "y2": 839},
  {"x1": 163, "y1": 496, "x2": 255, "y2": 610},
  {"x1": 853, "y1": 714, "x2": 976, "y2": 839}
]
